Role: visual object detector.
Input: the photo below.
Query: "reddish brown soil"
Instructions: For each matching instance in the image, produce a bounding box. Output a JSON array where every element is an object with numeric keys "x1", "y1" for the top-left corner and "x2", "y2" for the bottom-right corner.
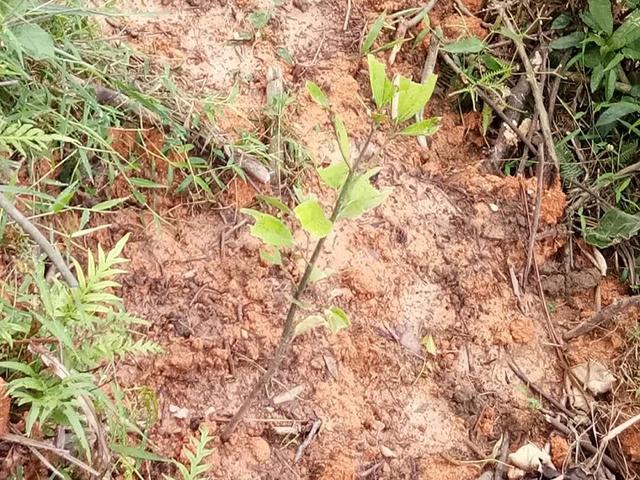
[{"x1": 82, "y1": 0, "x2": 639, "y2": 478}]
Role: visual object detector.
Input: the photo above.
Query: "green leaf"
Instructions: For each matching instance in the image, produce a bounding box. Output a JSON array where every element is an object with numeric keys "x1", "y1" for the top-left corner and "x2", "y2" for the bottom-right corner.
[
  {"x1": 338, "y1": 168, "x2": 390, "y2": 220},
  {"x1": 50, "y1": 182, "x2": 78, "y2": 213},
  {"x1": 259, "y1": 246, "x2": 282, "y2": 265},
  {"x1": 585, "y1": 207, "x2": 640, "y2": 248},
  {"x1": 605, "y1": 68, "x2": 617, "y2": 100},
  {"x1": 334, "y1": 116, "x2": 350, "y2": 164},
  {"x1": 241, "y1": 209, "x2": 294, "y2": 247},
  {"x1": 596, "y1": 102, "x2": 640, "y2": 127},
  {"x1": 549, "y1": 32, "x2": 586, "y2": 50},
  {"x1": 421, "y1": 334, "x2": 437, "y2": 356},
  {"x1": 293, "y1": 199, "x2": 333, "y2": 238},
  {"x1": 256, "y1": 194, "x2": 292, "y2": 214},
  {"x1": 591, "y1": 63, "x2": 604, "y2": 92},
  {"x1": 248, "y1": 9, "x2": 271, "y2": 29},
  {"x1": 588, "y1": 0, "x2": 613, "y2": 35},
  {"x1": 609, "y1": 10, "x2": 640, "y2": 50},
  {"x1": 10, "y1": 23, "x2": 55, "y2": 60},
  {"x1": 294, "y1": 315, "x2": 326, "y2": 337},
  {"x1": 551, "y1": 14, "x2": 572, "y2": 30},
  {"x1": 367, "y1": 54, "x2": 389, "y2": 109},
  {"x1": 361, "y1": 11, "x2": 386, "y2": 55},
  {"x1": 442, "y1": 37, "x2": 486, "y2": 54},
  {"x1": 92, "y1": 197, "x2": 128, "y2": 212},
  {"x1": 276, "y1": 47, "x2": 294, "y2": 65},
  {"x1": 400, "y1": 117, "x2": 440, "y2": 136},
  {"x1": 111, "y1": 443, "x2": 170, "y2": 462},
  {"x1": 309, "y1": 266, "x2": 332, "y2": 283},
  {"x1": 130, "y1": 177, "x2": 166, "y2": 189},
  {"x1": 318, "y1": 161, "x2": 349, "y2": 190},
  {"x1": 394, "y1": 75, "x2": 437, "y2": 123},
  {"x1": 324, "y1": 306, "x2": 350, "y2": 333},
  {"x1": 306, "y1": 81, "x2": 329, "y2": 107}
]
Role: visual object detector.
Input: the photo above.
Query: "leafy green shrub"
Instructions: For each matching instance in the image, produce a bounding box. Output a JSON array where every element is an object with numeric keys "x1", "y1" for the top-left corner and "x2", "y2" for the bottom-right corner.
[
  {"x1": 547, "y1": 0, "x2": 640, "y2": 282},
  {"x1": 0, "y1": 235, "x2": 160, "y2": 474}
]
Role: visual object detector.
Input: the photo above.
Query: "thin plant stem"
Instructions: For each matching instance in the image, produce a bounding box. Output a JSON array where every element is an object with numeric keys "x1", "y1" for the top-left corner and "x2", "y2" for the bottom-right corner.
[{"x1": 221, "y1": 125, "x2": 377, "y2": 441}]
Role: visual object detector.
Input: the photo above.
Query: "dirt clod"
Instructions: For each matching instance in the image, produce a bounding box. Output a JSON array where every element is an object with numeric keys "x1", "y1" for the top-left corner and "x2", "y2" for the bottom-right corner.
[
  {"x1": 549, "y1": 433, "x2": 570, "y2": 469},
  {"x1": 248, "y1": 436, "x2": 271, "y2": 463}
]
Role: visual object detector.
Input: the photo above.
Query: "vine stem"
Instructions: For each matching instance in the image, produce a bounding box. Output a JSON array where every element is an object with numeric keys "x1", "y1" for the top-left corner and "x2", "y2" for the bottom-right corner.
[{"x1": 220, "y1": 125, "x2": 377, "y2": 441}]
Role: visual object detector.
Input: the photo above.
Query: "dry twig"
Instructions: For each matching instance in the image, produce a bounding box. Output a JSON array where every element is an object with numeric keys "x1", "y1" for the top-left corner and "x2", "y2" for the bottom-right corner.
[
  {"x1": 498, "y1": 11, "x2": 559, "y2": 171},
  {"x1": 294, "y1": 419, "x2": 322, "y2": 463},
  {"x1": 389, "y1": 0, "x2": 438, "y2": 65},
  {"x1": 0, "y1": 192, "x2": 78, "y2": 287},
  {"x1": 523, "y1": 141, "x2": 544, "y2": 287},
  {"x1": 564, "y1": 295, "x2": 640, "y2": 340},
  {"x1": 439, "y1": 51, "x2": 538, "y2": 154}
]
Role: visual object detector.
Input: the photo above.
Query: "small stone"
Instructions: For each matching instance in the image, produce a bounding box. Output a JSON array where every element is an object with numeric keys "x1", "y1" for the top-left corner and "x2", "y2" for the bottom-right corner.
[
  {"x1": 489, "y1": 203, "x2": 499, "y2": 212},
  {"x1": 169, "y1": 404, "x2": 190, "y2": 419},
  {"x1": 507, "y1": 467, "x2": 525, "y2": 480},
  {"x1": 380, "y1": 445, "x2": 397, "y2": 458},
  {"x1": 240, "y1": 329, "x2": 249, "y2": 339},
  {"x1": 249, "y1": 436, "x2": 271, "y2": 463}
]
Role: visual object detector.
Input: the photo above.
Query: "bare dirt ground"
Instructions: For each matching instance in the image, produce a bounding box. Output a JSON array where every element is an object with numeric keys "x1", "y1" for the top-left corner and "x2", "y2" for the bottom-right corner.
[{"x1": 90, "y1": 0, "x2": 640, "y2": 478}]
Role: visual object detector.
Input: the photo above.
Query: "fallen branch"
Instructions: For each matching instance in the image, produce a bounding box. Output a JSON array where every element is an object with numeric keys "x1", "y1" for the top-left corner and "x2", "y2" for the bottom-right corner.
[
  {"x1": 499, "y1": 11, "x2": 559, "y2": 171},
  {"x1": 417, "y1": 32, "x2": 440, "y2": 148},
  {"x1": 439, "y1": 51, "x2": 538, "y2": 155},
  {"x1": 220, "y1": 126, "x2": 377, "y2": 441},
  {"x1": 0, "y1": 192, "x2": 78, "y2": 288},
  {"x1": 523, "y1": 141, "x2": 544, "y2": 287},
  {"x1": 563, "y1": 295, "x2": 640, "y2": 341},
  {"x1": 490, "y1": 73, "x2": 531, "y2": 169},
  {"x1": 389, "y1": 0, "x2": 438, "y2": 65},
  {"x1": 493, "y1": 432, "x2": 510, "y2": 480},
  {"x1": 343, "y1": 0, "x2": 352, "y2": 31},
  {"x1": 294, "y1": 419, "x2": 322, "y2": 463},
  {"x1": 1, "y1": 432, "x2": 100, "y2": 476}
]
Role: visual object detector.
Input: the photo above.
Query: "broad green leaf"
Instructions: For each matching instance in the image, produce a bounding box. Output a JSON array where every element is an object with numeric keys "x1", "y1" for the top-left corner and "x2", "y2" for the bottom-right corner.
[
  {"x1": 241, "y1": 208, "x2": 294, "y2": 247},
  {"x1": 259, "y1": 246, "x2": 282, "y2": 265},
  {"x1": 294, "y1": 315, "x2": 326, "y2": 337},
  {"x1": 421, "y1": 334, "x2": 437, "y2": 356},
  {"x1": 590, "y1": 63, "x2": 604, "y2": 92},
  {"x1": 318, "y1": 161, "x2": 349, "y2": 190},
  {"x1": 293, "y1": 199, "x2": 333, "y2": 238},
  {"x1": 605, "y1": 68, "x2": 617, "y2": 100},
  {"x1": 338, "y1": 168, "x2": 390, "y2": 220},
  {"x1": 596, "y1": 102, "x2": 640, "y2": 127},
  {"x1": 334, "y1": 116, "x2": 351, "y2": 164},
  {"x1": 367, "y1": 54, "x2": 388, "y2": 109},
  {"x1": 551, "y1": 14, "x2": 572, "y2": 30},
  {"x1": 65, "y1": 404, "x2": 90, "y2": 460},
  {"x1": 361, "y1": 11, "x2": 386, "y2": 55},
  {"x1": 400, "y1": 117, "x2": 440, "y2": 136},
  {"x1": 442, "y1": 37, "x2": 485, "y2": 54},
  {"x1": 324, "y1": 306, "x2": 350, "y2": 333},
  {"x1": 588, "y1": 0, "x2": 613, "y2": 35},
  {"x1": 609, "y1": 10, "x2": 640, "y2": 50},
  {"x1": 549, "y1": 32, "x2": 586, "y2": 50},
  {"x1": 306, "y1": 81, "x2": 329, "y2": 107},
  {"x1": 0, "y1": 361, "x2": 37, "y2": 377},
  {"x1": 584, "y1": 207, "x2": 640, "y2": 248},
  {"x1": 10, "y1": 23, "x2": 55, "y2": 60},
  {"x1": 394, "y1": 75, "x2": 437, "y2": 123}
]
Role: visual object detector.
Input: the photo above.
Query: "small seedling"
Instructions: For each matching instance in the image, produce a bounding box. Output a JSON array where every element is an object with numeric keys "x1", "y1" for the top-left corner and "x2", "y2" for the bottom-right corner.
[{"x1": 221, "y1": 53, "x2": 440, "y2": 439}]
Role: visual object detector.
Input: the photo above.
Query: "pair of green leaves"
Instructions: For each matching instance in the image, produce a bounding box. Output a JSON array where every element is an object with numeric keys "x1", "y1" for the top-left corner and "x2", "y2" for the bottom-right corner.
[
  {"x1": 242, "y1": 197, "x2": 333, "y2": 264},
  {"x1": 367, "y1": 55, "x2": 439, "y2": 134},
  {"x1": 294, "y1": 306, "x2": 350, "y2": 337}
]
